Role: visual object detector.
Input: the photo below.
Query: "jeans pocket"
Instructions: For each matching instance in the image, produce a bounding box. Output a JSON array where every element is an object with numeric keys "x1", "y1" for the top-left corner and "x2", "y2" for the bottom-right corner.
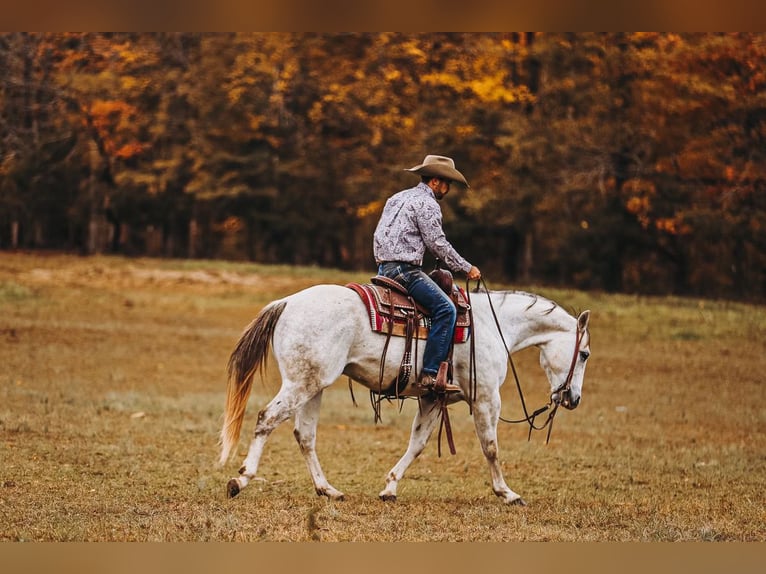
[
  {"x1": 379, "y1": 263, "x2": 407, "y2": 286},
  {"x1": 400, "y1": 267, "x2": 420, "y2": 286}
]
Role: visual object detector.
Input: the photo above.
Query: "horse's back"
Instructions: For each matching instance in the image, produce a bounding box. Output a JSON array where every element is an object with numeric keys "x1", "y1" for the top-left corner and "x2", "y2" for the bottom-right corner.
[
  {"x1": 267, "y1": 283, "x2": 372, "y2": 380},
  {"x1": 284, "y1": 283, "x2": 364, "y2": 310},
  {"x1": 277, "y1": 283, "x2": 368, "y2": 336}
]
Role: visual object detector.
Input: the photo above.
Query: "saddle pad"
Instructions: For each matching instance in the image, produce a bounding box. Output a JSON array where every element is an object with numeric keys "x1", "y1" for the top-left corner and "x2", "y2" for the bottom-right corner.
[{"x1": 346, "y1": 282, "x2": 471, "y2": 343}]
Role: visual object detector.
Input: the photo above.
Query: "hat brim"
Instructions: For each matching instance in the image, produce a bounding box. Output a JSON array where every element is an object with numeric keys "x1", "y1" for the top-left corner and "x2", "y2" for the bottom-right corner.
[{"x1": 405, "y1": 164, "x2": 470, "y2": 188}]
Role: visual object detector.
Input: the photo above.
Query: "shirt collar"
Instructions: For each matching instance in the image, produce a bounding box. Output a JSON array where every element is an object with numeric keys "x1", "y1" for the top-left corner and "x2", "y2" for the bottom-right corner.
[{"x1": 416, "y1": 181, "x2": 435, "y2": 198}]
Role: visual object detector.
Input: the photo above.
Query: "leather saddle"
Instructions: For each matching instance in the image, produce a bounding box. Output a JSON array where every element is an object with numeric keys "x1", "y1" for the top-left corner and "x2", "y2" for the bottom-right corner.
[
  {"x1": 347, "y1": 270, "x2": 472, "y2": 452},
  {"x1": 346, "y1": 272, "x2": 471, "y2": 342}
]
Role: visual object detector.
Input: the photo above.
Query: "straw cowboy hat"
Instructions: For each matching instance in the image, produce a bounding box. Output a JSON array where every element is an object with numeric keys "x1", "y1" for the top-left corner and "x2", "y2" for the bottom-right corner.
[{"x1": 405, "y1": 155, "x2": 470, "y2": 188}]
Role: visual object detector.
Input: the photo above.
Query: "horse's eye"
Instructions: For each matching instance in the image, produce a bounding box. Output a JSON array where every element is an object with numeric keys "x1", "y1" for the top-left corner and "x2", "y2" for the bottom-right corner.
[{"x1": 579, "y1": 351, "x2": 590, "y2": 361}]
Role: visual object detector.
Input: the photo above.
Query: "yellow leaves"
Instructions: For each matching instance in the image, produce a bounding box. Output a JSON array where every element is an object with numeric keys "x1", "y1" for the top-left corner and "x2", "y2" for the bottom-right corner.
[
  {"x1": 114, "y1": 44, "x2": 158, "y2": 67},
  {"x1": 421, "y1": 71, "x2": 534, "y2": 104},
  {"x1": 308, "y1": 101, "x2": 324, "y2": 123},
  {"x1": 470, "y1": 73, "x2": 519, "y2": 103},
  {"x1": 247, "y1": 113, "x2": 265, "y2": 132},
  {"x1": 382, "y1": 66, "x2": 402, "y2": 82},
  {"x1": 120, "y1": 75, "x2": 150, "y2": 92},
  {"x1": 421, "y1": 72, "x2": 461, "y2": 91},
  {"x1": 403, "y1": 40, "x2": 428, "y2": 63},
  {"x1": 658, "y1": 33, "x2": 684, "y2": 51},
  {"x1": 355, "y1": 200, "x2": 383, "y2": 219},
  {"x1": 228, "y1": 86, "x2": 246, "y2": 104},
  {"x1": 370, "y1": 128, "x2": 382, "y2": 147}
]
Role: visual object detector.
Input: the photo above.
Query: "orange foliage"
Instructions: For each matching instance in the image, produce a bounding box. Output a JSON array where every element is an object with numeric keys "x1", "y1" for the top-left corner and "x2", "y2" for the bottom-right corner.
[
  {"x1": 624, "y1": 179, "x2": 656, "y2": 229},
  {"x1": 84, "y1": 99, "x2": 145, "y2": 159},
  {"x1": 655, "y1": 217, "x2": 692, "y2": 235}
]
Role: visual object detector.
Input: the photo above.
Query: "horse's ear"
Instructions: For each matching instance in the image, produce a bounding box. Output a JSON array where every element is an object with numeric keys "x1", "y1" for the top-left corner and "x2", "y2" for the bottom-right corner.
[{"x1": 577, "y1": 310, "x2": 590, "y2": 332}]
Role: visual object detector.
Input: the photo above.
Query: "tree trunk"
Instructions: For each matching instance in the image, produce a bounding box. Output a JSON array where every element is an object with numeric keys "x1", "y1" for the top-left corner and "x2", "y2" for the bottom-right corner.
[
  {"x1": 86, "y1": 140, "x2": 100, "y2": 255},
  {"x1": 520, "y1": 230, "x2": 534, "y2": 283},
  {"x1": 11, "y1": 221, "x2": 19, "y2": 249},
  {"x1": 188, "y1": 217, "x2": 198, "y2": 258}
]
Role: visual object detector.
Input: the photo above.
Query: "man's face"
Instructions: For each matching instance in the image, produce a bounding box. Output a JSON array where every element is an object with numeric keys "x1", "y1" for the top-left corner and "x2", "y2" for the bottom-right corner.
[{"x1": 432, "y1": 178, "x2": 452, "y2": 200}]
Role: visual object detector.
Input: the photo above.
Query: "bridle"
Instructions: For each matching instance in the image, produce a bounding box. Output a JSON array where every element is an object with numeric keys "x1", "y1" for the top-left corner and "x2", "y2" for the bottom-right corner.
[
  {"x1": 466, "y1": 279, "x2": 585, "y2": 444},
  {"x1": 551, "y1": 327, "x2": 585, "y2": 408}
]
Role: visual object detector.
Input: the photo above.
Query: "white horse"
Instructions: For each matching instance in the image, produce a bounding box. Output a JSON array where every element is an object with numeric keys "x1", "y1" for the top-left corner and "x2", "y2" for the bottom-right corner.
[{"x1": 219, "y1": 283, "x2": 591, "y2": 505}]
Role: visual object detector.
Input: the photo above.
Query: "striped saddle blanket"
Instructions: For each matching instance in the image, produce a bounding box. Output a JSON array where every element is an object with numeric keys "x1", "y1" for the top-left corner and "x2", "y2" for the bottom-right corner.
[{"x1": 345, "y1": 276, "x2": 471, "y2": 343}]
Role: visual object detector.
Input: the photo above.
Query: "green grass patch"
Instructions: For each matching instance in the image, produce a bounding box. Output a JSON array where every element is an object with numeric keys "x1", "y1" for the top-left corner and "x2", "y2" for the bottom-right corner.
[{"x1": 0, "y1": 281, "x2": 34, "y2": 303}]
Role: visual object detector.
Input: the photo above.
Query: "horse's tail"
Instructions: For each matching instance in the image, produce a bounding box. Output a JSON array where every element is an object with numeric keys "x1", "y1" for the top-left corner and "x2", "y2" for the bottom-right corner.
[{"x1": 219, "y1": 299, "x2": 288, "y2": 466}]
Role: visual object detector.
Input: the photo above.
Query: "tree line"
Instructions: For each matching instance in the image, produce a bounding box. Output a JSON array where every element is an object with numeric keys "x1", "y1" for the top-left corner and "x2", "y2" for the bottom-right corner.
[{"x1": 1, "y1": 32, "x2": 764, "y2": 301}]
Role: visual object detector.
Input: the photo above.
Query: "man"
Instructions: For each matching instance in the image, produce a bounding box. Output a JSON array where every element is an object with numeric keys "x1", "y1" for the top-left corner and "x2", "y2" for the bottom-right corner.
[{"x1": 373, "y1": 155, "x2": 481, "y2": 395}]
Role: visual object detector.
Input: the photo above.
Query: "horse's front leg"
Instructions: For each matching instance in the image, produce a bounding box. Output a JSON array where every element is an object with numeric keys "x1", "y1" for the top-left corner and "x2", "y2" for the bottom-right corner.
[
  {"x1": 379, "y1": 397, "x2": 442, "y2": 502},
  {"x1": 473, "y1": 388, "x2": 526, "y2": 505},
  {"x1": 294, "y1": 391, "x2": 345, "y2": 500}
]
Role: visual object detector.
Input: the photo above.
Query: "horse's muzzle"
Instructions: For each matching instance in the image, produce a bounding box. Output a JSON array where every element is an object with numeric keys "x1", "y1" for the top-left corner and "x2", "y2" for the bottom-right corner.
[{"x1": 552, "y1": 391, "x2": 580, "y2": 410}]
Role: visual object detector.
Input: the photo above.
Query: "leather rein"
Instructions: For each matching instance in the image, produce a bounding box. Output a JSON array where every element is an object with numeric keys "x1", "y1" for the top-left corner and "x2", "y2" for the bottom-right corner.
[{"x1": 465, "y1": 279, "x2": 583, "y2": 444}]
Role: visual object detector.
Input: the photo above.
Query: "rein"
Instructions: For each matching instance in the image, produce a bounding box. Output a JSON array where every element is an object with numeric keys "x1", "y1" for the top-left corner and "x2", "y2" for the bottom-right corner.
[{"x1": 465, "y1": 279, "x2": 583, "y2": 444}]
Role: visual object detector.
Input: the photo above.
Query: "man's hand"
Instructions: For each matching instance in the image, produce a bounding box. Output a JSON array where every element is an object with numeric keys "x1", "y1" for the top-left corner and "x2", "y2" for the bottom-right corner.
[{"x1": 467, "y1": 266, "x2": 481, "y2": 281}]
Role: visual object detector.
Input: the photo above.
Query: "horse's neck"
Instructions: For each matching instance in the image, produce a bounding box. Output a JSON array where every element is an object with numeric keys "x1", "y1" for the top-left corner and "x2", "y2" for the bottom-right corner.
[{"x1": 476, "y1": 291, "x2": 572, "y2": 351}]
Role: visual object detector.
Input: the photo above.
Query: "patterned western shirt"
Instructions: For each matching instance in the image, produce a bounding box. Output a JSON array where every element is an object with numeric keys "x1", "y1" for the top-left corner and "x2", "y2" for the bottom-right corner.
[{"x1": 373, "y1": 182, "x2": 472, "y2": 273}]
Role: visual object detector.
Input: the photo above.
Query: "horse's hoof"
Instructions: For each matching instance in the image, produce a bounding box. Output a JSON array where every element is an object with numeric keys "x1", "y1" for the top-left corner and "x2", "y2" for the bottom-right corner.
[
  {"x1": 508, "y1": 497, "x2": 527, "y2": 507},
  {"x1": 317, "y1": 488, "x2": 346, "y2": 501},
  {"x1": 379, "y1": 494, "x2": 397, "y2": 502},
  {"x1": 227, "y1": 479, "x2": 241, "y2": 499}
]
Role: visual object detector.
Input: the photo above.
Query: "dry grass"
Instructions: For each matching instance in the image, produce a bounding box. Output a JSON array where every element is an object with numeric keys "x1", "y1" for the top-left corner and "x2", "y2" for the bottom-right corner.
[{"x1": 0, "y1": 251, "x2": 764, "y2": 541}]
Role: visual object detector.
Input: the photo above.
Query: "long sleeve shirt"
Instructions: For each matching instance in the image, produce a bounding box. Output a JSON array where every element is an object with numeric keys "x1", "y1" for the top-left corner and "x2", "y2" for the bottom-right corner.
[{"x1": 373, "y1": 182, "x2": 472, "y2": 273}]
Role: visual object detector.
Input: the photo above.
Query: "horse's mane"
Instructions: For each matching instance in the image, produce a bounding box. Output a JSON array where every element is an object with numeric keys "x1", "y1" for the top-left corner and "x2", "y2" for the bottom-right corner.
[{"x1": 475, "y1": 287, "x2": 571, "y2": 317}]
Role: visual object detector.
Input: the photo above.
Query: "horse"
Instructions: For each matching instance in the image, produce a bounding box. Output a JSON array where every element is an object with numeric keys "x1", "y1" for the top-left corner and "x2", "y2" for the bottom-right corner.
[{"x1": 219, "y1": 282, "x2": 591, "y2": 505}]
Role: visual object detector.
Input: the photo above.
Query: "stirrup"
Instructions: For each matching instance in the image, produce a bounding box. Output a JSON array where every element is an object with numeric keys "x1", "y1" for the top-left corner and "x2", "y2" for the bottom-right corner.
[
  {"x1": 433, "y1": 361, "x2": 462, "y2": 394},
  {"x1": 416, "y1": 370, "x2": 462, "y2": 395}
]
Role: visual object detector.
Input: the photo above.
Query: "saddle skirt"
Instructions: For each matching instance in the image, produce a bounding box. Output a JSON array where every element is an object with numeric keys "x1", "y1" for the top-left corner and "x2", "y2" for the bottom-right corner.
[{"x1": 346, "y1": 277, "x2": 471, "y2": 343}]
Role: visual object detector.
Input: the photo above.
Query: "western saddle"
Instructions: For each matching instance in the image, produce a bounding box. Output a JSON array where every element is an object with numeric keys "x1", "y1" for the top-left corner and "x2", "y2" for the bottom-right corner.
[{"x1": 345, "y1": 268, "x2": 472, "y2": 398}]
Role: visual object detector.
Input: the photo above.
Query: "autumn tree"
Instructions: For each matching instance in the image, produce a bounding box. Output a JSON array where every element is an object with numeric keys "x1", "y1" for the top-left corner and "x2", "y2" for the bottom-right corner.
[
  {"x1": 1, "y1": 33, "x2": 764, "y2": 300},
  {"x1": 0, "y1": 33, "x2": 81, "y2": 249}
]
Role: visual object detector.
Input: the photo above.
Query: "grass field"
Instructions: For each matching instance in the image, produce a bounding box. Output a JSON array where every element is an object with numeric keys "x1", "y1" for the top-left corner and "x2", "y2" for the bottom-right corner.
[{"x1": 0, "y1": 251, "x2": 764, "y2": 541}]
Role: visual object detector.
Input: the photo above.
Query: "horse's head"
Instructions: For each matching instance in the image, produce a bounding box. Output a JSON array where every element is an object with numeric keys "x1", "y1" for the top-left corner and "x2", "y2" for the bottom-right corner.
[{"x1": 540, "y1": 310, "x2": 591, "y2": 410}]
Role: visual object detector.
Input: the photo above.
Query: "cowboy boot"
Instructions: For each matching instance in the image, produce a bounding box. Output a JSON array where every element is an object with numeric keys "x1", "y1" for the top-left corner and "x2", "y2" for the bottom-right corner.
[
  {"x1": 415, "y1": 364, "x2": 461, "y2": 395},
  {"x1": 433, "y1": 361, "x2": 462, "y2": 393}
]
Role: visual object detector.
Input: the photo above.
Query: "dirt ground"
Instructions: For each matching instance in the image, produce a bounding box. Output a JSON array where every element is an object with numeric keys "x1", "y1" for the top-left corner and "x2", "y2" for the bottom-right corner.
[{"x1": 1, "y1": 251, "x2": 764, "y2": 543}]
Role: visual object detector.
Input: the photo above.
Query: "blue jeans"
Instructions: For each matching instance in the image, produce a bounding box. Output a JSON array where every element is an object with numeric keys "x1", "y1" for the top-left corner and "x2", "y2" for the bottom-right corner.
[{"x1": 378, "y1": 262, "x2": 457, "y2": 376}]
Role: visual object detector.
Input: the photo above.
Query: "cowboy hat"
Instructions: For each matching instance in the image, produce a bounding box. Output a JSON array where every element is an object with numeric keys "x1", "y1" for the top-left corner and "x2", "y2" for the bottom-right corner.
[{"x1": 405, "y1": 155, "x2": 470, "y2": 188}]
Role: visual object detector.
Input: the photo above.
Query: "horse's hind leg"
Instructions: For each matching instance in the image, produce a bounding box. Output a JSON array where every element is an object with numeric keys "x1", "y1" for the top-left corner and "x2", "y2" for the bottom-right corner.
[
  {"x1": 294, "y1": 391, "x2": 344, "y2": 500},
  {"x1": 226, "y1": 383, "x2": 304, "y2": 498},
  {"x1": 379, "y1": 398, "x2": 442, "y2": 501}
]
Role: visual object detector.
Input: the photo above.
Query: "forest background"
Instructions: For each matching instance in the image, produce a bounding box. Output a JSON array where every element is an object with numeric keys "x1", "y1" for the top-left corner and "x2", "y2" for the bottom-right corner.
[{"x1": 1, "y1": 32, "x2": 764, "y2": 301}]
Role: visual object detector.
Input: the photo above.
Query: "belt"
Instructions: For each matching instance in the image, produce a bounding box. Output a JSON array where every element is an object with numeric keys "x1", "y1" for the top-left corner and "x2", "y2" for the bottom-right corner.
[{"x1": 378, "y1": 260, "x2": 422, "y2": 268}]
